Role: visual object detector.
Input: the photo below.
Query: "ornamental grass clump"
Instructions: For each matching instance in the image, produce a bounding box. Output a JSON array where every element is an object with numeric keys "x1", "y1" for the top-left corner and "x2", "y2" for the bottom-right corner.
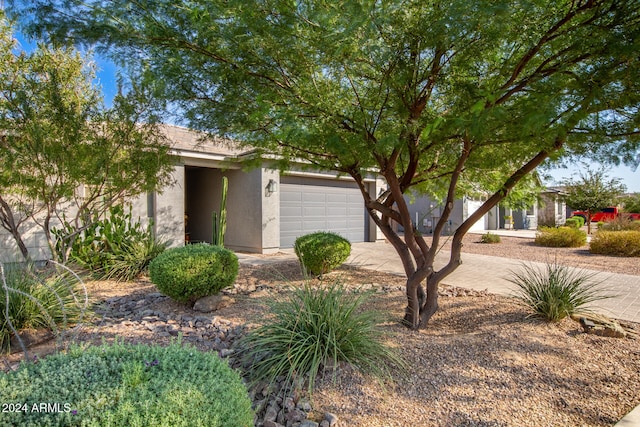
[
  {"x1": 294, "y1": 232, "x2": 351, "y2": 276},
  {"x1": 0, "y1": 341, "x2": 254, "y2": 427},
  {"x1": 239, "y1": 282, "x2": 404, "y2": 394},
  {"x1": 508, "y1": 263, "x2": 609, "y2": 322},
  {"x1": 1, "y1": 263, "x2": 86, "y2": 352},
  {"x1": 535, "y1": 226, "x2": 587, "y2": 248}
]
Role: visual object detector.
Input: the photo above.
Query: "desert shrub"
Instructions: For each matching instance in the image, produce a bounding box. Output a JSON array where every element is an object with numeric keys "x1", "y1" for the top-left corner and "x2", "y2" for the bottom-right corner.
[
  {"x1": 479, "y1": 232, "x2": 501, "y2": 244},
  {"x1": 534, "y1": 226, "x2": 586, "y2": 248},
  {"x1": 564, "y1": 217, "x2": 580, "y2": 229},
  {"x1": 599, "y1": 216, "x2": 640, "y2": 232},
  {"x1": 294, "y1": 232, "x2": 351, "y2": 275},
  {"x1": 508, "y1": 263, "x2": 608, "y2": 322},
  {"x1": 148, "y1": 243, "x2": 238, "y2": 304},
  {"x1": 0, "y1": 263, "x2": 86, "y2": 352},
  {"x1": 239, "y1": 282, "x2": 404, "y2": 394},
  {"x1": 567, "y1": 215, "x2": 586, "y2": 228},
  {"x1": 590, "y1": 230, "x2": 640, "y2": 257},
  {"x1": 0, "y1": 342, "x2": 253, "y2": 427},
  {"x1": 53, "y1": 205, "x2": 166, "y2": 281}
]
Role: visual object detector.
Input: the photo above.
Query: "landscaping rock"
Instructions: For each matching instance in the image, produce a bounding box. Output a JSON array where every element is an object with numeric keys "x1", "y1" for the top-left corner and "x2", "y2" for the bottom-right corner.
[{"x1": 193, "y1": 294, "x2": 236, "y2": 312}]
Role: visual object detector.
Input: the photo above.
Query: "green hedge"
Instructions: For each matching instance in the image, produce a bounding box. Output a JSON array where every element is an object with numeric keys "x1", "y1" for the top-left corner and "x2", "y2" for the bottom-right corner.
[
  {"x1": 148, "y1": 244, "x2": 238, "y2": 304},
  {"x1": 590, "y1": 230, "x2": 640, "y2": 257},
  {"x1": 534, "y1": 227, "x2": 586, "y2": 248},
  {"x1": 0, "y1": 342, "x2": 254, "y2": 427},
  {"x1": 294, "y1": 232, "x2": 351, "y2": 275}
]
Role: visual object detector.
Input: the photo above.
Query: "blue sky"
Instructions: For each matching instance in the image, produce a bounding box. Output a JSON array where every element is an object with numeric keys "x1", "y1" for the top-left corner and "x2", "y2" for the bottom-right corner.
[{"x1": 13, "y1": 34, "x2": 640, "y2": 193}]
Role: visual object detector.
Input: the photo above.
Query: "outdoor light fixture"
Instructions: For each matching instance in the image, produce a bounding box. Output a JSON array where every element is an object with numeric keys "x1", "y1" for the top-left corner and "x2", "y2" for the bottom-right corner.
[{"x1": 267, "y1": 179, "x2": 278, "y2": 194}]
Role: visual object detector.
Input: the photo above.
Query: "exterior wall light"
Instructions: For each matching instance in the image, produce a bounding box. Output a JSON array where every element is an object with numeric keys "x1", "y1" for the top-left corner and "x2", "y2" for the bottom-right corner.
[{"x1": 267, "y1": 179, "x2": 278, "y2": 194}]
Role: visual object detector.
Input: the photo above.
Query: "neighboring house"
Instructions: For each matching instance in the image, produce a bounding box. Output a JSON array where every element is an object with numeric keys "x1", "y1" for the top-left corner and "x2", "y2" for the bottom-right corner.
[
  {"x1": 537, "y1": 187, "x2": 567, "y2": 227},
  {"x1": 1, "y1": 125, "x2": 385, "y2": 262},
  {"x1": 404, "y1": 189, "x2": 562, "y2": 235},
  {"x1": 403, "y1": 193, "x2": 500, "y2": 235}
]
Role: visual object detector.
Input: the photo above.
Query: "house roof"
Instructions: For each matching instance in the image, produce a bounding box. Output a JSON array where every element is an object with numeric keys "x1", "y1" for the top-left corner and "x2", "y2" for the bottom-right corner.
[{"x1": 160, "y1": 124, "x2": 256, "y2": 159}]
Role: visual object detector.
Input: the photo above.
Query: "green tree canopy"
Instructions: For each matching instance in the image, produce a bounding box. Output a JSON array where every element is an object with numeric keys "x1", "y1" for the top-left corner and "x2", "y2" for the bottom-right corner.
[
  {"x1": 563, "y1": 167, "x2": 626, "y2": 232},
  {"x1": 10, "y1": 0, "x2": 640, "y2": 328},
  {"x1": 0, "y1": 11, "x2": 174, "y2": 261}
]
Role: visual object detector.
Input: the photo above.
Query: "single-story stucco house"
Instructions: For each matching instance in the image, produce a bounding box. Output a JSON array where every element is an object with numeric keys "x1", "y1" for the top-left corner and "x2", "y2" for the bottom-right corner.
[{"x1": 139, "y1": 125, "x2": 386, "y2": 254}]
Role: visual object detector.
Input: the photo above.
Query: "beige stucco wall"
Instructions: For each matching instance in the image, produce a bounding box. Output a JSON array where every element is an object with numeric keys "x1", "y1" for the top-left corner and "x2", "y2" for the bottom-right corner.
[
  {"x1": 0, "y1": 220, "x2": 51, "y2": 264},
  {"x1": 224, "y1": 167, "x2": 280, "y2": 253}
]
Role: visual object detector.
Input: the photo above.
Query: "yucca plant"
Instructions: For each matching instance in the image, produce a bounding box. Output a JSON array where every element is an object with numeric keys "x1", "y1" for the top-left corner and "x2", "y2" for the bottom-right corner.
[
  {"x1": 238, "y1": 282, "x2": 404, "y2": 394},
  {"x1": 508, "y1": 263, "x2": 610, "y2": 322}
]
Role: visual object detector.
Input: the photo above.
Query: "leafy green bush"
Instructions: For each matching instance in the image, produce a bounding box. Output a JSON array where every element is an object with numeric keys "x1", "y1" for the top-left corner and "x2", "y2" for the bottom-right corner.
[
  {"x1": 0, "y1": 342, "x2": 254, "y2": 426},
  {"x1": 294, "y1": 232, "x2": 351, "y2": 275},
  {"x1": 479, "y1": 232, "x2": 501, "y2": 243},
  {"x1": 508, "y1": 263, "x2": 608, "y2": 322},
  {"x1": 534, "y1": 226, "x2": 586, "y2": 248},
  {"x1": 564, "y1": 217, "x2": 581, "y2": 229},
  {"x1": 590, "y1": 230, "x2": 640, "y2": 257},
  {"x1": 571, "y1": 215, "x2": 586, "y2": 228},
  {"x1": 53, "y1": 205, "x2": 166, "y2": 281},
  {"x1": 0, "y1": 263, "x2": 86, "y2": 352},
  {"x1": 239, "y1": 282, "x2": 404, "y2": 394},
  {"x1": 148, "y1": 243, "x2": 238, "y2": 304}
]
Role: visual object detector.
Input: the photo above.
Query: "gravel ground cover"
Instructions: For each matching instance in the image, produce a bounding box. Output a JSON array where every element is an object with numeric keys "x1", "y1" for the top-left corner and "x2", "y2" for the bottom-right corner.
[{"x1": 2, "y1": 235, "x2": 639, "y2": 427}]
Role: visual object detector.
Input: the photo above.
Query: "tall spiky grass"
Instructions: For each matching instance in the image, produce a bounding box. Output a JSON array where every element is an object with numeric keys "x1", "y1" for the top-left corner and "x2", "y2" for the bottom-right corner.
[
  {"x1": 508, "y1": 263, "x2": 610, "y2": 322},
  {"x1": 238, "y1": 282, "x2": 404, "y2": 394},
  {"x1": 1, "y1": 263, "x2": 87, "y2": 352}
]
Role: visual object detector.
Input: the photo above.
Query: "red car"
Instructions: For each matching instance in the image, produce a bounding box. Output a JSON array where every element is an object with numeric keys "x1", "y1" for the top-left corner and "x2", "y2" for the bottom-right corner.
[{"x1": 572, "y1": 207, "x2": 640, "y2": 222}]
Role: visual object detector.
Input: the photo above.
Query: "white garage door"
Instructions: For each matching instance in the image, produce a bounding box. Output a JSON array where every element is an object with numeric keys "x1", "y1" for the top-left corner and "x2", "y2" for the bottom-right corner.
[{"x1": 280, "y1": 176, "x2": 366, "y2": 248}]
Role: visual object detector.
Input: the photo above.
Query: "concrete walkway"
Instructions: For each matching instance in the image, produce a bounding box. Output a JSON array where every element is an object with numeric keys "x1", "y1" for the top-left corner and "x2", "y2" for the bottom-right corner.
[
  {"x1": 346, "y1": 239, "x2": 640, "y2": 323},
  {"x1": 238, "y1": 235, "x2": 640, "y2": 322}
]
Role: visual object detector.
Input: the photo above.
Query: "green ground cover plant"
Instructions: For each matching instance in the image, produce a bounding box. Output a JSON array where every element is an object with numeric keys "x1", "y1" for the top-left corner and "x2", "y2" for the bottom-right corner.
[
  {"x1": 508, "y1": 263, "x2": 609, "y2": 322},
  {"x1": 239, "y1": 282, "x2": 404, "y2": 394},
  {"x1": 0, "y1": 341, "x2": 253, "y2": 427},
  {"x1": 534, "y1": 226, "x2": 587, "y2": 248},
  {"x1": 0, "y1": 263, "x2": 85, "y2": 352},
  {"x1": 294, "y1": 232, "x2": 351, "y2": 276},
  {"x1": 479, "y1": 232, "x2": 501, "y2": 243},
  {"x1": 148, "y1": 243, "x2": 238, "y2": 304},
  {"x1": 590, "y1": 230, "x2": 640, "y2": 257}
]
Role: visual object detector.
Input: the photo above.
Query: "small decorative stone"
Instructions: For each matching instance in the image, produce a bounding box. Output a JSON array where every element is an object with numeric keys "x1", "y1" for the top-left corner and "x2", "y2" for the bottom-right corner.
[
  {"x1": 193, "y1": 294, "x2": 235, "y2": 312},
  {"x1": 325, "y1": 412, "x2": 339, "y2": 426}
]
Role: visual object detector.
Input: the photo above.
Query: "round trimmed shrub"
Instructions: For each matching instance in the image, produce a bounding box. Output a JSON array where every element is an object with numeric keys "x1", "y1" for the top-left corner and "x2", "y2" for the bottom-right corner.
[
  {"x1": 294, "y1": 232, "x2": 351, "y2": 275},
  {"x1": 590, "y1": 230, "x2": 640, "y2": 257},
  {"x1": 535, "y1": 226, "x2": 586, "y2": 248},
  {"x1": 564, "y1": 217, "x2": 581, "y2": 229},
  {"x1": 149, "y1": 243, "x2": 238, "y2": 304},
  {"x1": 0, "y1": 342, "x2": 254, "y2": 427}
]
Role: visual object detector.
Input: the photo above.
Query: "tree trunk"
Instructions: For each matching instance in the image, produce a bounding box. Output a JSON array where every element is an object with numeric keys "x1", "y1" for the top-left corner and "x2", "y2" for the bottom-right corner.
[{"x1": 0, "y1": 196, "x2": 31, "y2": 261}]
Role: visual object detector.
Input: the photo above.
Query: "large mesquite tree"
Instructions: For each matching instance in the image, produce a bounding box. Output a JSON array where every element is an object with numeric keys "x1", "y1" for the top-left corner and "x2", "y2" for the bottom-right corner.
[{"x1": 12, "y1": 0, "x2": 640, "y2": 329}]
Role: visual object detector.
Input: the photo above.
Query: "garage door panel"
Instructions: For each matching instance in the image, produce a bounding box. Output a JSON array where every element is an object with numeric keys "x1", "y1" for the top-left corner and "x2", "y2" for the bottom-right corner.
[{"x1": 280, "y1": 178, "x2": 366, "y2": 248}]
